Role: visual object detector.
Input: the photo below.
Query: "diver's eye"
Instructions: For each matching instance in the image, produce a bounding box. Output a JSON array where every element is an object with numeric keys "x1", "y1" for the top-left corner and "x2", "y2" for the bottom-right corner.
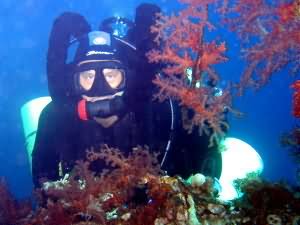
[
  {"x1": 103, "y1": 68, "x2": 124, "y2": 89},
  {"x1": 79, "y1": 70, "x2": 96, "y2": 90},
  {"x1": 80, "y1": 70, "x2": 96, "y2": 80}
]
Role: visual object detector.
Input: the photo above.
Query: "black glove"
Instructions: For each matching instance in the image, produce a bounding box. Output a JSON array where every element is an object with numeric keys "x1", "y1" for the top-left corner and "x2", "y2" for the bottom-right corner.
[
  {"x1": 134, "y1": 3, "x2": 161, "y2": 50},
  {"x1": 54, "y1": 12, "x2": 91, "y2": 38},
  {"x1": 47, "y1": 12, "x2": 91, "y2": 101},
  {"x1": 48, "y1": 12, "x2": 91, "y2": 66},
  {"x1": 85, "y1": 95, "x2": 127, "y2": 119},
  {"x1": 48, "y1": 12, "x2": 91, "y2": 49}
]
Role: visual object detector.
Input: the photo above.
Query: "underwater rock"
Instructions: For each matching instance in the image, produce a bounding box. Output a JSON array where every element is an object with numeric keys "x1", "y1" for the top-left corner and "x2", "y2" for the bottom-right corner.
[
  {"x1": 266, "y1": 214, "x2": 282, "y2": 225},
  {"x1": 187, "y1": 194, "x2": 201, "y2": 225},
  {"x1": 207, "y1": 203, "x2": 226, "y2": 215},
  {"x1": 188, "y1": 173, "x2": 206, "y2": 187},
  {"x1": 121, "y1": 212, "x2": 131, "y2": 221},
  {"x1": 154, "y1": 217, "x2": 169, "y2": 225}
]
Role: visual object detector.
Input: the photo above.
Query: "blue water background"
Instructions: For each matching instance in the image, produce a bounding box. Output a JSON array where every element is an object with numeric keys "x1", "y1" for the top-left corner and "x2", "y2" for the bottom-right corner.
[{"x1": 0, "y1": 0, "x2": 296, "y2": 198}]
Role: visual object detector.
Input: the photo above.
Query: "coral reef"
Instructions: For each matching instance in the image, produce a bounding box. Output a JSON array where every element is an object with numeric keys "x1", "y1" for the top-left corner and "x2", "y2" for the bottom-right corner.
[{"x1": 1, "y1": 147, "x2": 300, "y2": 225}]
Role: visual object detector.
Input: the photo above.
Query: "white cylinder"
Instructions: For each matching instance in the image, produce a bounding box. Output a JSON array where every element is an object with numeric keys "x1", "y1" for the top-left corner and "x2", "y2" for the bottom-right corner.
[{"x1": 20, "y1": 96, "x2": 52, "y2": 172}]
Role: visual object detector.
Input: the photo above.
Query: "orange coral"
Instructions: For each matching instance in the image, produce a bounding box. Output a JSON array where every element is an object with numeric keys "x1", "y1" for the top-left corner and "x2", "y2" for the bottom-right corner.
[
  {"x1": 147, "y1": 0, "x2": 231, "y2": 144},
  {"x1": 224, "y1": 0, "x2": 300, "y2": 94},
  {"x1": 153, "y1": 75, "x2": 230, "y2": 144},
  {"x1": 291, "y1": 80, "x2": 300, "y2": 118},
  {"x1": 278, "y1": 0, "x2": 300, "y2": 23}
]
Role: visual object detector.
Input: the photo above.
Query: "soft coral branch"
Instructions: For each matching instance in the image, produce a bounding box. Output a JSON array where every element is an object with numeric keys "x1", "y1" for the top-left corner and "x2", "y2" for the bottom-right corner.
[
  {"x1": 291, "y1": 80, "x2": 300, "y2": 118},
  {"x1": 153, "y1": 75, "x2": 230, "y2": 144},
  {"x1": 0, "y1": 178, "x2": 32, "y2": 225},
  {"x1": 147, "y1": 0, "x2": 231, "y2": 144},
  {"x1": 225, "y1": 0, "x2": 300, "y2": 94}
]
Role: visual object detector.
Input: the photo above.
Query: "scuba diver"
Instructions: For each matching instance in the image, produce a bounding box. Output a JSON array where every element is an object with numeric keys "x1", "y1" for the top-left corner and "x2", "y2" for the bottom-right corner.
[{"x1": 32, "y1": 3, "x2": 222, "y2": 188}]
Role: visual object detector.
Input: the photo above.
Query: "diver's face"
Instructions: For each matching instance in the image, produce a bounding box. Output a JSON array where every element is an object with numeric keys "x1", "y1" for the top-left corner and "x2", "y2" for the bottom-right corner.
[{"x1": 76, "y1": 61, "x2": 127, "y2": 128}]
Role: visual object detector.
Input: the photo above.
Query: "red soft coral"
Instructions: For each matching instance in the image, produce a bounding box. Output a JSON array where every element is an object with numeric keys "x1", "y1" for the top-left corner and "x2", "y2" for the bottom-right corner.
[
  {"x1": 147, "y1": 0, "x2": 232, "y2": 144},
  {"x1": 0, "y1": 178, "x2": 32, "y2": 225},
  {"x1": 224, "y1": 0, "x2": 300, "y2": 94},
  {"x1": 291, "y1": 80, "x2": 300, "y2": 118}
]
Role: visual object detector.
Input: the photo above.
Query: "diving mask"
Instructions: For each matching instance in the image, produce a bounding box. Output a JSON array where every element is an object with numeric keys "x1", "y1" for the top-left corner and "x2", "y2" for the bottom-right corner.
[{"x1": 74, "y1": 60, "x2": 126, "y2": 96}]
